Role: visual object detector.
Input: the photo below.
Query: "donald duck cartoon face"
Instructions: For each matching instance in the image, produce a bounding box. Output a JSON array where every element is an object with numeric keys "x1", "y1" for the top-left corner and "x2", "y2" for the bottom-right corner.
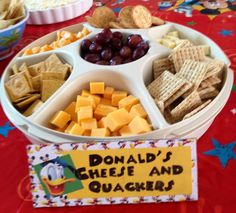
[{"x1": 40, "y1": 162, "x2": 75, "y2": 196}]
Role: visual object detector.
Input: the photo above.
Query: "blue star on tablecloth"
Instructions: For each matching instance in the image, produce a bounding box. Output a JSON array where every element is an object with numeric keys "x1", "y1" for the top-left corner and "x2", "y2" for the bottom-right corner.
[
  {"x1": 204, "y1": 138, "x2": 236, "y2": 168},
  {"x1": 218, "y1": 29, "x2": 234, "y2": 36},
  {"x1": 0, "y1": 121, "x2": 15, "y2": 138}
]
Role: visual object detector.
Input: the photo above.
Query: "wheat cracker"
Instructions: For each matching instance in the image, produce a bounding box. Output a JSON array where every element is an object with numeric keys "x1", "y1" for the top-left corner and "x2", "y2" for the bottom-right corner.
[
  {"x1": 131, "y1": 5, "x2": 152, "y2": 28},
  {"x1": 153, "y1": 58, "x2": 175, "y2": 79}
]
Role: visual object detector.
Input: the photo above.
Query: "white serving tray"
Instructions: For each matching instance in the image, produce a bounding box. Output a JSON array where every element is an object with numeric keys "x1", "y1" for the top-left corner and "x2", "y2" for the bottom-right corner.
[{"x1": 0, "y1": 22, "x2": 234, "y2": 143}]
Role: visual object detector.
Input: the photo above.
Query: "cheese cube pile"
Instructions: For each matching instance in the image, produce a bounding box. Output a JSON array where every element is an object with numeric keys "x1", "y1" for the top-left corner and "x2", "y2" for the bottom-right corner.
[{"x1": 50, "y1": 82, "x2": 152, "y2": 137}]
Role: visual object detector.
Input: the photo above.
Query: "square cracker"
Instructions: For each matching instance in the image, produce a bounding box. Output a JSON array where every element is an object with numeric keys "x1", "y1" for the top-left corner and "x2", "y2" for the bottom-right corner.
[
  {"x1": 41, "y1": 80, "x2": 64, "y2": 102},
  {"x1": 23, "y1": 99, "x2": 43, "y2": 117},
  {"x1": 170, "y1": 91, "x2": 202, "y2": 121},
  {"x1": 16, "y1": 93, "x2": 41, "y2": 110},
  {"x1": 198, "y1": 86, "x2": 219, "y2": 100},
  {"x1": 203, "y1": 59, "x2": 225, "y2": 80},
  {"x1": 147, "y1": 70, "x2": 187, "y2": 102},
  {"x1": 175, "y1": 59, "x2": 208, "y2": 92},
  {"x1": 32, "y1": 75, "x2": 41, "y2": 91},
  {"x1": 41, "y1": 71, "x2": 66, "y2": 80},
  {"x1": 199, "y1": 75, "x2": 221, "y2": 89},
  {"x1": 5, "y1": 72, "x2": 32, "y2": 101},
  {"x1": 153, "y1": 58, "x2": 175, "y2": 79},
  {"x1": 172, "y1": 46, "x2": 205, "y2": 72},
  {"x1": 28, "y1": 61, "x2": 46, "y2": 77},
  {"x1": 183, "y1": 99, "x2": 211, "y2": 120}
]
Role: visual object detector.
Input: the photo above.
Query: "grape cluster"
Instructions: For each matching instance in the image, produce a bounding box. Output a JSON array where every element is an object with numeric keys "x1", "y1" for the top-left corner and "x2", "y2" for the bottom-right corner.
[{"x1": 80, "y1": 28, "x2": 149, "y2": 65}]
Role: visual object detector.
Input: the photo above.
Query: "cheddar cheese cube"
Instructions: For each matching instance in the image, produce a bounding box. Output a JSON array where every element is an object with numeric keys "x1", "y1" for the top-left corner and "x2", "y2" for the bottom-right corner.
[
  {"x1": 81, "y1": 90, "x2": 90, "y2": 97},
  {"x1": 64, "y1": 101, "x2": 77, "y2": 121},
  {"x1": 118, "y1": 95, "x2": 139, "y2": 111},
  {"x1": 104, "y1": 108, "x2": 131, "y2": 132},
  {"x1": 55, "y1": 124, "x2": 68, "y2": 132},
  {"x1": 128, "y1": 116, "x2": 151, "y2": 134},
  {"x1": 104, "y1": 86, "x2": 114, "y2": 99},
  {"x1": 119, "y1": 125, "x2": 134, "y2": 136},
  {"x1": 81, "y1": 118, "x2": 97, "y2": 130},
  {"x1": 129, "y1": 104, "x2": 147, "y2": 119},
  {"x1": 111, "y1": 131, "x2": 120, "y2": 136},
  {"x1": 65, "y1": 121, "x2": 84, "y2": 135},
  {"x1": 83, "y1": 130, "x2": 91, "y2": 136},
  {"x1": 94, "y1": 104, "x2": 117, "y2": 120},
  {"x1": 100, "y1": 98, "x2": 112, "y2": 106},
  {"x1": 98, "y1": 117, "x2": 107, "y2": 128},
  {"x1": 111, "y1": 91, "x2": 128, "y2": 106},
  {"x1": 90, "y1": 82, "x2": 105, "y2": 94},
  {"x1": 91, "y1": 128, "x2": 110, "y2": 137},
  {"x1": 77, "y1": 106, "x2": 93, "y2": 123},
  {"x1": 89, "y1": 94, "x2": 101, "y2": 107},
  {"x1": 50, "y1": 110, "x2": 71, "y2": 128},
  {"x1": 76, "y1": 95, "x2": 95, "y2": 111}
]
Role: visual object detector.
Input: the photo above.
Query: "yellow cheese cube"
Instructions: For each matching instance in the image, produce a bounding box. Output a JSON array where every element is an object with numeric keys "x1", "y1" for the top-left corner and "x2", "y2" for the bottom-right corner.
[
  {"x1": 81, "y1": 118, "x2": 97, "y2": 130},
  {"x1": 111, "y1": 131, "x2": 120, "y2": 136},
  {"x1": 98, "y1": 117, "x2": 107, "y2": 128},
  {"x1": 119, "y1": 125, "x2": 135, "y2": 136},
  {"x1": 81, "y1": 90, "x2": 90, "y2": 97},
  {"x1": 89, "y1": 95, "x2": 101, "y2": 107},
  {"x1": 55, "y1": 124, "x2": 68, "y2": 132},
  {"x1": 90, "y1": 82, "x2": 105, "y2": 95},
  {"x1": 129, "y1": 104, "x2": 147, "y2": 119},
  {"x1": 64, "y1": 101, "x2": 77, "y2": 121},
  {"x1": 104, "y1": 86, "x2": 114, "y2": 99},
  {"x1": 75, "y1": 96, "x2": 95, "y2": 111},
  {"x1": 104, "y1": 108, "x2": 131, "y2": 132},
  {"x1": 94, "y1": 104, "x2": 117, "y2": 120},
  {"x1": 50, "y1": 111, "x2": 71, "y2": 129},
  {"x1": 65, "y1": 121, "x2": 84, "y2": 135},
  {"x1": 128, "y1": 116, "x2": 151, "y2": 134},
  {"x1": 91, "y1": 128, "x2": 110, "y2": 137},
  {"x1": 111, "y1": 91, "x2": 128, "y2": 106},
  {"x1": 100, "y1": 98, "x2": 112, "y2": 106},
  {"x1": 83, "y1": 130, "x2": 91, "y2": 136},
  {"x1": 77, "y1": 106, "x2": 93, "y2": 123},
  {"x1": 118, "y1": 95, "x2": 139, "y2": 111}
]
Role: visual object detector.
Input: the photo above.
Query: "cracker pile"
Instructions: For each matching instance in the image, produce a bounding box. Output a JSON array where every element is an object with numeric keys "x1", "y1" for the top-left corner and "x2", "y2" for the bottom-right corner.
[
  {"x1": 148, "y1": 32, "x2": 224, "y2": 123},
  {"x1": 5, "y1": 54, "x2": 72, "y2": 117},
  {"x1": 86, "y1": 5, "x2": 165, "y2": 29},
  {"x1": 22, "y1": 27, "x2": 90, "y2": 56}
]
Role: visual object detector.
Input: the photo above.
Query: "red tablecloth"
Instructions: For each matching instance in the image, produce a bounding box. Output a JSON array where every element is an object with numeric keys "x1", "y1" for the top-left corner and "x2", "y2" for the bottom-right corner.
[{"x1": 1, "y1": 1, "x2": 236, "y2": 212}]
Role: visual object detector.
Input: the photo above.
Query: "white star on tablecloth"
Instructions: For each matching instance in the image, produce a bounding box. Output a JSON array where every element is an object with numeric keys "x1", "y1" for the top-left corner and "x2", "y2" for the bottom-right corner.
[{"x1": 230, "y1": 108, "x2": 236, "y2": 115}]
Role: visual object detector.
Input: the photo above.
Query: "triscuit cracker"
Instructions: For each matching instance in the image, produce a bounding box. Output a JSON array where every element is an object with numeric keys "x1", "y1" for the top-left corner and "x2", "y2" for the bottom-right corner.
[
  {"x1": 23, "y1": 99, "x2": 43, "y2": 117},
  {"x1": 172, "y1": 46, "x2": 205, "y2": 71},
  {"x1": 151, "y1": 16, "x2": 165, "y2": 25},
  {"x1": 131, "y1": 5, "x2": 152, "y2": 28},
  {"x1": 154, "y1": 99, "x2": 164, "y2": 114},
  {"x1": 85, "y1": 16, "x2": 100, "y2": 28},
  {"x1": 12, "y1": 64, "x2": 19, "y2": 74},
  {"x1": 41, "y1": 80, "x2": 64, "y2": 102},
  {"x1": 147, "y1": 70, "x2": 187, "y2": 102},
  {"x1": 119, "y1": 6, "x2": 137, "y2": 29},
  {"x1": 199, "y1": 75, "x2": 221, "y2": 89},
  {"x1": 176, "y1": 59, "x2": 208, "y2": 91},
  {"x1": 198, "y1": 86, "x2": 219, "y2": 100},
  {"x1": 92, "y1": 6, "x2": 116, "y2": 28},
  {"x1": 15, "y1": 93, "x2": 41, "y2": 109},
  {"x1": 109, "y1": 21, "x2": 123, "y2": 29},
  {"x1": 153, "y1": 57, "x2": 175, "y2": 79},
  {"x1": 204, "y1": 59, "x2": 225, "y2": 80},
  {"x1": 5, "y1": 72, "x2": 32, "y2": 101},
  {"x1": 183, "y1": 99, "x2": 212, "y2": 120},
  {"x1": 164, "y1": 82, "x2": 192, "y2": 108},
  {"x1": 170, "y1": 91, "x2": 202, "y2": 121}
]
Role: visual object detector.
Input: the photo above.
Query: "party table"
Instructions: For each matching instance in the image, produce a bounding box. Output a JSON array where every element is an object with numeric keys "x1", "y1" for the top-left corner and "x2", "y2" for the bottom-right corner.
[{"x1": 0, "y1": 0, "x2": 236, "y2": 212}]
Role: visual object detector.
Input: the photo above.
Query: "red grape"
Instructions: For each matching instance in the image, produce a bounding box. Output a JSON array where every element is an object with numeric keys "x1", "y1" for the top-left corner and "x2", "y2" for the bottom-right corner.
[
  {"x1": 120, "y1": 46, "x2": 132, "y2": 59},
  {"x1": 96, "y1": 60, "x2": 109, "y2": 65},
  {"x1": 89, "y1": 42, "x2": 103, "y2": 53},
  {"x1": 84, "y1": 53, "x2": 101, "y2": 63},
  {"x1": 137, "y1": 41, "x2": 149, "y2": 51},
  {"x1": 128, "y1": 34, "x2": 143, "y2": 48},
  {"x1": 81, "y1": 39, "x2": 92, "y2": 52},
  {"x1": 123, "y1": 58, "x2": 133, "y2": 64},
  {"x1": 101, "y1": 48, "x2": 113, "y2": 60},
  {"x1": 111, "y1": 38, "x2": 122, "y2": 50},
  {"x1": 110, "y1": 56, "x2": 123, "y2": 65},
  {"x1": 132, "y1": 48, "x2": 146, "y2": 60},
  {"x1": 113, "y1": 31, "x2": 123, "y2": 40}
]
